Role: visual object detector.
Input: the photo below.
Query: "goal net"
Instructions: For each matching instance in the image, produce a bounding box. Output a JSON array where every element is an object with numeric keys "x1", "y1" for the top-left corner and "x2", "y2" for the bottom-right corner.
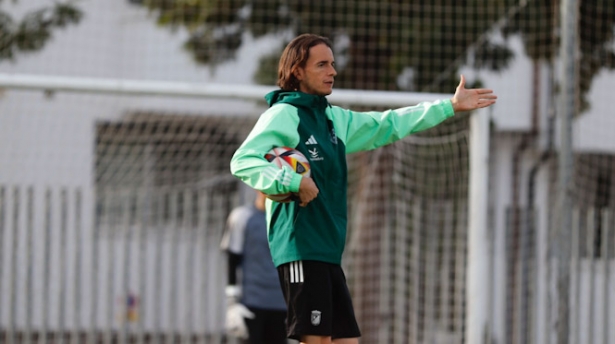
[{"x1": 1, "y1": 1, "x2": 614, "y2": 344}]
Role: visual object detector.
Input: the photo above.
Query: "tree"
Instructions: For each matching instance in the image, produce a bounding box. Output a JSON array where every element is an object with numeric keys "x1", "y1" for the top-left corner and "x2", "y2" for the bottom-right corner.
[
  {"x1": 0, "y1": 0, "x2": 83, "y2": 62},
  {"x1": 131, "y1": 0, "x2": 615, "y2": 110},
  {"x1": 502, "y1": 0, "x2": 615, "y2": 112},
  {"x1": 130, "y1": 0, "x2": 512, "y2": 93}
]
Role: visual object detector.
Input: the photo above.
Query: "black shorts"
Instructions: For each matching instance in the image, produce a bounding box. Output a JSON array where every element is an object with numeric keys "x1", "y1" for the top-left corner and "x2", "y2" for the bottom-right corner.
[{"x1": 277, "y1": 260, "x2": 361, "y2": 340}]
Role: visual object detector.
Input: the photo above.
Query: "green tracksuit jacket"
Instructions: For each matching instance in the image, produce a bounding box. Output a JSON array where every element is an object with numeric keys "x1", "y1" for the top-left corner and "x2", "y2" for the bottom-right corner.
[{"x1": 230, "y1": 90, "x2": 454, "y2": 267}]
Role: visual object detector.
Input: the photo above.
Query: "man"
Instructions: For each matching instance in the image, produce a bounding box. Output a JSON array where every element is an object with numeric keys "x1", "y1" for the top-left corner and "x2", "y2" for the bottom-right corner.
[
  {"x1": 221, "y1": 190, "x2": 288, "y2": 344},
  {"x1": 230, "y1": 33, "x2": 497, "y2": 344}
]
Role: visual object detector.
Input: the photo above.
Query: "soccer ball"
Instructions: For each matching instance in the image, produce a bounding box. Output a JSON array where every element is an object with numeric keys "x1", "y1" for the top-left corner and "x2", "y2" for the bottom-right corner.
[{"x1": 264, "y1": 147, "x2": 310, "y2": 202}]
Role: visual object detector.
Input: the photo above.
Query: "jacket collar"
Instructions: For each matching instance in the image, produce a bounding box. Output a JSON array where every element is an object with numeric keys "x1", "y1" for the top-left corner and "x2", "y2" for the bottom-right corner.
[{"x1": 265, "y1": 90, "x2": 330, "y2": 111}]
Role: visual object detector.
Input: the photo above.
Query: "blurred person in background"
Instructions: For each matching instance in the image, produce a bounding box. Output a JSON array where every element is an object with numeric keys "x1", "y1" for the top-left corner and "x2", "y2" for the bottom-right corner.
[
  {"x1": 230, "y1": 33, "x2": 497, "y2": 344},
  {"x1": 220, "y1": 190, "x2": 288, "y2": 344}
]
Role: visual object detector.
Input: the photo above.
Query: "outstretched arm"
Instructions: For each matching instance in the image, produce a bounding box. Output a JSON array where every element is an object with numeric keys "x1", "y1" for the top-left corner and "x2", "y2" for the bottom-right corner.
[{"x1": 450, "y1": 74, "x2": 497, "y2": 112}]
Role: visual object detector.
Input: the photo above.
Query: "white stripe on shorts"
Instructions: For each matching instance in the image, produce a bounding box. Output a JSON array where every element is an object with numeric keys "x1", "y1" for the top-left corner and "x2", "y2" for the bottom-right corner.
[{"x1": 290, "y1": 261, "x2": 304, "y2": 283}]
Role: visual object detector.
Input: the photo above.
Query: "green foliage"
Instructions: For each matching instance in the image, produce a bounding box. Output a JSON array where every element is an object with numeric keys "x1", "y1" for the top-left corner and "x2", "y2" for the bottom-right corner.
[
  {"x1": 0, "y1": 0, "x2": 83, "y2": 62},
  {"x1": 132, "y1": 0, "x2": 513, "y2": 92},
  {"x1": 132, "y1": 0, "x2": 291, "y2": 65},
  {"x1": 254, "y1": 50, "x2": 280, "y2": 85},
  {"x1": 131, "y1": 0, "x2": 615, "y2": 110}
]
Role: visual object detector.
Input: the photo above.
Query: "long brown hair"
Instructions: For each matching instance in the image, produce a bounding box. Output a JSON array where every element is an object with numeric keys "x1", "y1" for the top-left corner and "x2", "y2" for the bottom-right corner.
[{"x1": 277, "y1": 34, "x2": 333, "y2": 91}]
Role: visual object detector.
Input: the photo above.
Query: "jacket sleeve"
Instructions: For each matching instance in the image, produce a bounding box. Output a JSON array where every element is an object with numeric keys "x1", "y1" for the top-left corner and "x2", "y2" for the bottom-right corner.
[
  {"x1": 331, "y1": 99, "x2": 455, "y2": 154},
  {"x1": 230, "y1": 104, "x2": 304, "y2": 195}
]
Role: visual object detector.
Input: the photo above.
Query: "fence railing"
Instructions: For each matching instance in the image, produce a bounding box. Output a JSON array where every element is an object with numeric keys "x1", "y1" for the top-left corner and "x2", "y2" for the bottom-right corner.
[
  {"x1": 569, "y1": 208, "x2": 614, "y2": 344},
  {"x1": 2, "y1": 179, "x2": 613, "y2": 344},
  {"x1": 0, "y1": 183, "x2": 239, "y2": 344}
]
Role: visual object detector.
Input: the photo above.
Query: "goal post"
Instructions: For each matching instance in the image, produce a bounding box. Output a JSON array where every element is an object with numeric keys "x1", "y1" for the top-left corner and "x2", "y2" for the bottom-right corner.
[{"x1": 466, "y1": 107, "x2": 492, "y2": 344}]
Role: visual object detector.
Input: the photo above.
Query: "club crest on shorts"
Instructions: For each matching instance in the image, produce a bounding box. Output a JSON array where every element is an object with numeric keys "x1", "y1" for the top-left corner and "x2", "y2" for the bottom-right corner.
[{"x1": 311, "y1": 310, "x2": 321, "y2": 326}]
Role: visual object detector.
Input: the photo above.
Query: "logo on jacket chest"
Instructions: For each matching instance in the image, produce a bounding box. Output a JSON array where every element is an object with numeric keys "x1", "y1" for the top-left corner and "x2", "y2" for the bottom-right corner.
[
  {"x1": 304, "y1": 134, "x2": 324, "y2": 161},
  {"x1": 303, "y1": 129, "x2": 337, "y2": 162},
  {"x1": 305, "y1": 135, "x2": 318, "y2": 145},
  {"x1": 308, "y1": 148, "x2": 324, "y2": 161}
]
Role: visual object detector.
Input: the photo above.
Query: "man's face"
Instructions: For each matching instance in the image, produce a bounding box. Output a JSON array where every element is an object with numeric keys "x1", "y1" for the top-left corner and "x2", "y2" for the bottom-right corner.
[{"x1": 295, "y1": 43, "x2": 337, "y2": 96}]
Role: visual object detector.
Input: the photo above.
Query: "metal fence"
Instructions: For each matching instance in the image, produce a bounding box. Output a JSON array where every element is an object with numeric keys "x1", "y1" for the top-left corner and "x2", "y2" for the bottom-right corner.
[{"x1": 0, "y1": 182, "x2": 239, "y2": 344}]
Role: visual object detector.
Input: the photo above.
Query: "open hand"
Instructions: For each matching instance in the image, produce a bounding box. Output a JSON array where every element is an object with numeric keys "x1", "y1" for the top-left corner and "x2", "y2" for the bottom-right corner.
[{"x1": 451, "y1": 75, "x2": 497, "y2": 112}]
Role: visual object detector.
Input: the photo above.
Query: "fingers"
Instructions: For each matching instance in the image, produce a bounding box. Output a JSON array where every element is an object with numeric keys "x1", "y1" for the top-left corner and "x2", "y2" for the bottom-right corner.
[
  {"x1": 478, "y1": 93, "x2": 498, "y2": 100},
  {"x1": 476, "y1": 99, "x2": 497, "y2": 108},
  {"x1": 473, "y1": 88, "x2": 497, "y2": 103},
  {"x1": 299, "y1": 191, "x2": 318, "y2": 207},
  {"x1": 298, "y1": 177, "x2": 319, "y2": 207},
  {"x1": 476, "y1": 88, "x2": 495, "y2": 94},
  {"x1": 477, "y1": 92, "x2": 497, "y2": 107},
  {"x1": 458, "y1": 74, "x2": 466, "y2": 89}
]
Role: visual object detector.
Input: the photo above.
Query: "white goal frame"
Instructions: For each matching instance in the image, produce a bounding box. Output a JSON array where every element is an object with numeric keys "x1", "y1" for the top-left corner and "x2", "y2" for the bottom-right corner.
[{"x1": 0, "y1": 73, "x2": 449, "y2": 107}]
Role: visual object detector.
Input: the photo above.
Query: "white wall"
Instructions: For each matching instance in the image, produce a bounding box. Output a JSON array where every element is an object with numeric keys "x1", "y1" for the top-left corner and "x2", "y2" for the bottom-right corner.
[{"x1": 575, "y1": 68, "x2": 615, "y2": 153}]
